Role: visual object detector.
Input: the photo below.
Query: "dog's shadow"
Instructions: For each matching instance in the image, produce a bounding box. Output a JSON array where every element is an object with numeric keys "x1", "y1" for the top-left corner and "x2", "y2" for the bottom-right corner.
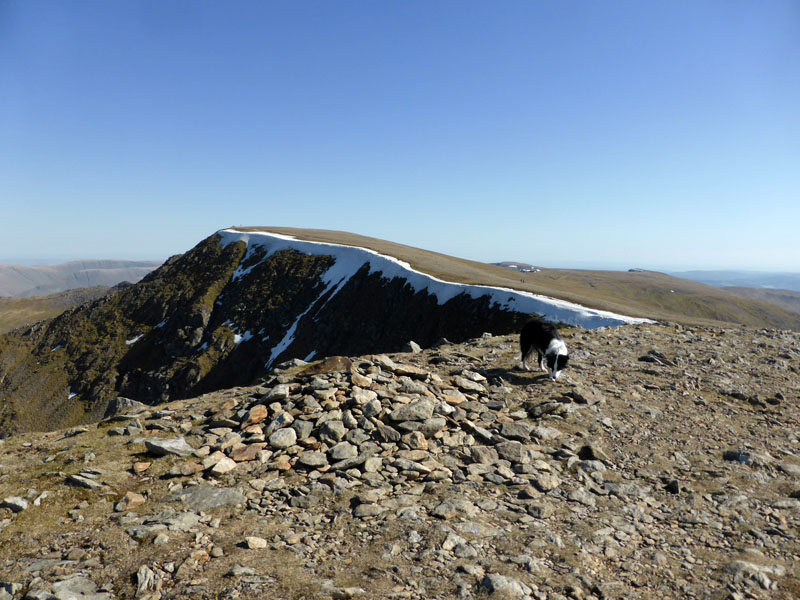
[{"x1": 483, "y1": 367, "x2": 554, "y2": 386}]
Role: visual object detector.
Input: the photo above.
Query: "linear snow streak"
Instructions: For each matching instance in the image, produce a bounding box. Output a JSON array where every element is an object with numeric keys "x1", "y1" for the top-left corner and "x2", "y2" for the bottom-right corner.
[{"x1": 263, "y1": 265, "x2": 357, "y2": 368}]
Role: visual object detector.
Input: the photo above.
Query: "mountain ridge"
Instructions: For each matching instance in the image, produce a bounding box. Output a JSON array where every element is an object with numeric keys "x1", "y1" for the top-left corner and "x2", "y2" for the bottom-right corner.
[
  {"x1": 1, "y1": 226, "x2": 799, "y2": 438},
  {"x1": 3, "y1": 228, "x2": 642, "y2": 436},
  {"x1": 670, "y1": 270, "x2": 800, "y2": 293}
]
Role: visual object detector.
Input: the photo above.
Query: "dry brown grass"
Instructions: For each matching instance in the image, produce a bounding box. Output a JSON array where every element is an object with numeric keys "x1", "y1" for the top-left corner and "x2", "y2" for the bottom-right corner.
[
  {"x1": 0, "y1": 297, "x2": 65, "y2": 334},
  {"x1": 0, "y1": 287, "x2": 109, "y2": 334}
]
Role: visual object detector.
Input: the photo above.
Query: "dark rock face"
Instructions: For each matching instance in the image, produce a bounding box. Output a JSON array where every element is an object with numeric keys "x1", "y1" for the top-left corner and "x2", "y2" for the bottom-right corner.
[
  {"x1": 0, "y1": 233, "x2": 528, "y2": 434},
  {"x1": 285, "y1": 265, "x2": 527, "y2": 364}
]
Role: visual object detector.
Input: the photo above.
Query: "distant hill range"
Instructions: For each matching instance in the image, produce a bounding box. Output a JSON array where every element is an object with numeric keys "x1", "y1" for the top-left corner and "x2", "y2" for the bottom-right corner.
[
  {"x1": 670, "y1": 270, "x2": 800, "y2": 293},
  {"x1": 0, "y1": 260, "x2": 161, "y2": 297},
  {"x1": 2, "y1": 227, "x2": 800, "y2": 436},
  {"x1": 722, "y1": 287, "x2": 800, "y2": 316}
]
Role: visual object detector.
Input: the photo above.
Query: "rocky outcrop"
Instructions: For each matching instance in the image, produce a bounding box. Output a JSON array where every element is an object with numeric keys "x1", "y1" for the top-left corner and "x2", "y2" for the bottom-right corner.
[{"x1": 0, "y1": 323, "x2": 798, "y2": 598}]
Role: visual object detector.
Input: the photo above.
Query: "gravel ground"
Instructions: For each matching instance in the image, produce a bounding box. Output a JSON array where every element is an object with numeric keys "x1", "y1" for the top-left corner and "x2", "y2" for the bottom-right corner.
[{"x1": 1, "y1": 322, "x2": 799, "y2": 600}]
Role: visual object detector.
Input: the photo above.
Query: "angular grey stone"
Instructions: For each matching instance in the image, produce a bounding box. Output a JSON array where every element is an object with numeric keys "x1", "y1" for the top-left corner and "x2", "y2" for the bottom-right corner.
[
  {"x1": 480, "y1": 574, "x2": 530, "y2": 598},
  {"x1": 319, "y1": 420, "x2": 347, "y2": 443},
  {"x1": 453, "y1": 376, "x2": 485, "y2": 393},
  {"x1": 534, "y1": 473, "x2": 561, "y2": 492},
  {"x1": 265, "y1": 411, "x2": 294, "y2": 435},
  {"x1": 65, "y1": 474, "x2": 103, "y2": 490},
  {"x1": 269, "y1": 427, "x2": 297, "y2": 449},
  {"x1": 568, "y1": 489, "x2": 597, "y2": 507},
  {"x1": 161, "y1": 486, "x2": 245, "y2": 511},
  {"x1": 397, "y1": 377, "x2": 428, "y2": 394},
  {"x1": 419, "y1": 417, "x2": 447, "y2": 437},
  {"x1": 264, "y1": 384, "x2": 292, "y2": 400},
  {"x1": 353, "y1": 503, "x2": 385, "y2": 518},
  {"x1": 104, "y1": 396, "x2": 147, "y2": 418},
  {"x1": 470, "y1": 446, "x2": 498, "y2": 465},
  {"x1": 568, "y1": 386, "x2": 605, "y2": 405},
  {"x1": 127, "y1": 523, "x2": 168, "y2": 542},
  {"x1": 292, "y1": 419, "x2": 314, "y2": 440},
  {"x1": 779, "y1": 462, "x2": 800, "y2": 478},
  {"x1": 499, "y1": 422, "x2": 533, "y2": 441},
  {"x1": 52, "y1": 574, "x2": 115, "y2": 600},
  {"x1": 297, "y1": 452, "x2": 328, "y2": 468},
  {"x1": 351, "y1": 387, "x2": 378, "y2": 404},
  {"x1": 431, "y1": 498, "x2": 479, "y2": 520},
  {"x1": 362, "y1": 398, "x2": 383, "y2": 417},
  {"x1": 402, "y1": 340, "x2": 422, "y2": 353},
  {"x1": 136, "y1": 565, "x2": 160, "y2": 597},
  {"x1": 531, "y1": 426, "x2": 562, "y2": 441},
  {"x1": 144, "y1": 437, "x2": 195, "y2": 457},
  {"x1": 227, "y1": 565, "x2": 257, "y2": 577},
  {"x1": 495, "y1": 440, "x2": 525, "y2": 463},
  {"x1": 328, "y1": 441, "x2": 358, "y2": 461},
  {"x1": 389, "y1": 399, "x2": 434, "y2": 422},
  {"x1": 724, "y1": 560, "x2": 786, "y2": 588}
]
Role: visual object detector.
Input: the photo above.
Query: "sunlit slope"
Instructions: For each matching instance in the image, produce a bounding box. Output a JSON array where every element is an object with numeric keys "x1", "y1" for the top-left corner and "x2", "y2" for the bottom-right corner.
[{"x1": 0, "y1": 287, "x2": 111, "y2": 334}]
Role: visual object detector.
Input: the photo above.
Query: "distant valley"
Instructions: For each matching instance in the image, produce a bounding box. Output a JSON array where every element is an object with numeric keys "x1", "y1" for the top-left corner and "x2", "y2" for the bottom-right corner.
[
  {"x1": 722, "y1": 287, "x2": 800, "y2": 316},
  {"x1": 0, "y1": 259, "x2": 161, "y2": 298},
  {"x1": 670, "y1": 269, "x2": 800, "y2": 293}
]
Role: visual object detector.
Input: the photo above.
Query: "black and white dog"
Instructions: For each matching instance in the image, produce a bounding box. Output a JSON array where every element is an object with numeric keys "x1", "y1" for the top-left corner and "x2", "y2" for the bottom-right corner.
[{"x1": 520, "y1": 318, "x2": 569, "y2": 380}]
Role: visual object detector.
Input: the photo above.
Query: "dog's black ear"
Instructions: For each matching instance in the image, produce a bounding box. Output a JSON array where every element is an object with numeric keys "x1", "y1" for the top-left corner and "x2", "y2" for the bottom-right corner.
[{"x1": 558, "y1": 355, "x2": 569, "y2": 369}]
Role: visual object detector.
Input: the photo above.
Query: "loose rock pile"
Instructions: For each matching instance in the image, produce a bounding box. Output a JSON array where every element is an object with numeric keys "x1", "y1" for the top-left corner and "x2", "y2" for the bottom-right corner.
[{"x1": 1, "y1": 323, "x2": 799, "y2": 599}]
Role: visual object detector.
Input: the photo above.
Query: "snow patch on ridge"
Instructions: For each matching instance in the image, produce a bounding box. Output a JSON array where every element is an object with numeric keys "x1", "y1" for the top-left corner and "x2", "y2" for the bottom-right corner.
[{"x1": 218, "y1": 229, "x2": 653, "y2": 329}]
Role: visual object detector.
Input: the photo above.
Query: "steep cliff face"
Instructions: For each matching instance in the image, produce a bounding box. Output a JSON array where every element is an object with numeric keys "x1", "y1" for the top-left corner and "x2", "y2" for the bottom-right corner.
[{"x1": 0, "y1": 229, "x2": 647, "y2": 435}]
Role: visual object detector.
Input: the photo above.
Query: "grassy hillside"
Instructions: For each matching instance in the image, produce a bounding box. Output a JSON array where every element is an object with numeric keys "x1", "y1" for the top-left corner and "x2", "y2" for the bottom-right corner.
[
  {"x1": 0, "y1": 287, "x2": 110, "y2": 334},
  {"x1": 233, "y1": 227, "x2": 800, "y2": 330}
]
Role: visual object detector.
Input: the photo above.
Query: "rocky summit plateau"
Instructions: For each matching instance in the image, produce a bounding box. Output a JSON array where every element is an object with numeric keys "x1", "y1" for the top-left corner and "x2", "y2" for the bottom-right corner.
[{"x1": 1, "y1": 322, "x2": 799, "y2": 600}]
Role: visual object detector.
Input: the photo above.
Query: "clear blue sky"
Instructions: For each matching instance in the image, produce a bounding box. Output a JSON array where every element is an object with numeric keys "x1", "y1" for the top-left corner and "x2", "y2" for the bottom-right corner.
[{"x1": 2, "y1": 1, "x2": 798, "y2": 271}]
